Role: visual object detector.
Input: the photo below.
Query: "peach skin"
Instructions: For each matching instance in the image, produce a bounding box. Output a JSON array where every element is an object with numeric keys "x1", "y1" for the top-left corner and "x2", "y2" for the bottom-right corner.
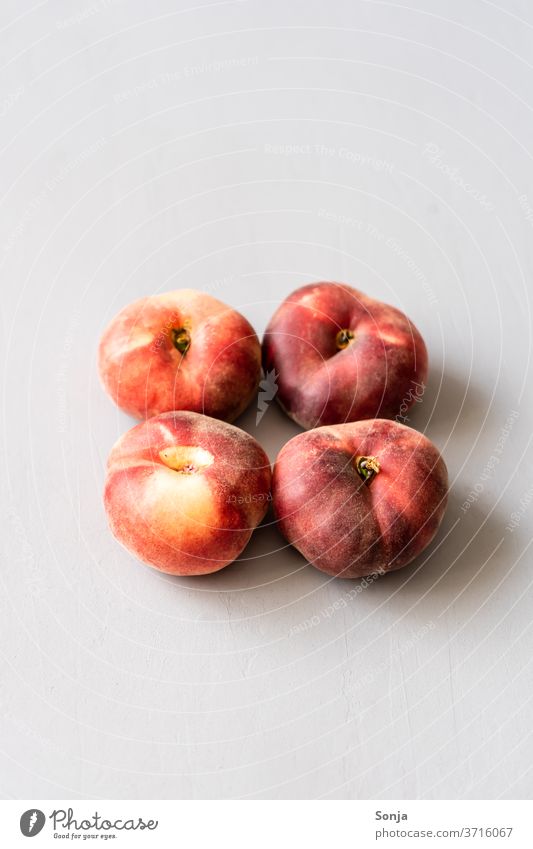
[
  {"x1": 104, "y1": 411, "x2": 272, "y2": 575},
  {"x1": 99, "y1": 289, "x2": 261, "y2": 422},
  {"x1": 272, "y1": 419, "x2": 448, "y2": 579},
  {"x1": 262, "y1": 281, "x2": 428, "y2": 429}
]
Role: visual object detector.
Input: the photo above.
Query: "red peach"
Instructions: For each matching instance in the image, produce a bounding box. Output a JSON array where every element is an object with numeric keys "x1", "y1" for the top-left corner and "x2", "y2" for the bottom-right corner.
[
  {"x1": 262, "y1": 282, "x2": 428, "y2": 429},
  {"x1": 272, "y1": 419, "x2": 448, "y2": 579},
  {"x1": 104, "y1": 411, "x2": 272, "y2": 575},
  {"x1": 98, "y1": 289, "x2": 261, "y2": 422}
]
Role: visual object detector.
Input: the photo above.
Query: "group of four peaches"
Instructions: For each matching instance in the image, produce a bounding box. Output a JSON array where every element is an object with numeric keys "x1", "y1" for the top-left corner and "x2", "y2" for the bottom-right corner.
[{"x1": 99, "y1": 282, "x2": 448, "y2": 580}]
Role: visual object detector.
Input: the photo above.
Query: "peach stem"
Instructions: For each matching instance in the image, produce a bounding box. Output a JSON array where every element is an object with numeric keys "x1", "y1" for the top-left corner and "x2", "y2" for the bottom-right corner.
[
  {"x1": 355, "y1": 455, "x2": 380, "y2": 484},
  {"x1": 171, "y1": 327, "x2": 191, "y2": 354},
  {"x1": 336, "y1": 328, "x2": 355, "y2": 350}
]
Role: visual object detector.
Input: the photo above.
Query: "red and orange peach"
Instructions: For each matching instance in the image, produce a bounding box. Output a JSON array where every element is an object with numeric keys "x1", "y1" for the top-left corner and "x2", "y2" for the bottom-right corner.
[
  {"x1": 104, "y1": 411, "x2": 272, "y2": 575},
  {"x1": 99, "y1": 289, "x2": 261, "y2": 422}
]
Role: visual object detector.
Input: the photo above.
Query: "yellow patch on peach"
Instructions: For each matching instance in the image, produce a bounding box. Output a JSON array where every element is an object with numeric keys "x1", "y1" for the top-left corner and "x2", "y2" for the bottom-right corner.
[
  {"x1": 112, "y1": 327, "x2": 155, "y2": 357},
  {"x1": 159, "y1": 445, "x2": 214, "y2": 473},
  {"x1": 142, "y1": 467, "x2": 218, "y2": 542},
  {"x1": 376, "y1": 328, "x2": 406, "y2": 345}
]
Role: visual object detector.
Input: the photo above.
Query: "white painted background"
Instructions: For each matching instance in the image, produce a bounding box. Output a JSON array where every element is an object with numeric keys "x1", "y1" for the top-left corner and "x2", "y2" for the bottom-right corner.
[{"x1": 1, "y1": 0, "x2": 532, "y2": 800}]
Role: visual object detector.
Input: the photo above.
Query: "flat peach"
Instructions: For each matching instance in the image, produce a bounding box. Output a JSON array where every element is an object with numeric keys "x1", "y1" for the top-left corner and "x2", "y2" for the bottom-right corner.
[
  {"x1": 272, "y1": 419, "x2": 447, "y2": 578},
  {"x1": 99, "y1": 289, "x2": 261, "y2": 422},
  {"x1": 104, "y1": 411, "x2": 272, "y2": 575},
  {"x1": 263, "y1": 282, "x2": 428, "y2": 429}
]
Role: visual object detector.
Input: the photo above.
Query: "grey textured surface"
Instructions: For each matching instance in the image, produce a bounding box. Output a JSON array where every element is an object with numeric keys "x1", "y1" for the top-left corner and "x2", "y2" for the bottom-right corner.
[{"x1": 1, "y1": 0, "x2": 532, "y2": 799}]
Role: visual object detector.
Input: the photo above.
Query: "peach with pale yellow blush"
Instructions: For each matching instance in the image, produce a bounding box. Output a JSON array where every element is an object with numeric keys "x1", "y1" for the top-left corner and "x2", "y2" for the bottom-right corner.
[{"x1": 104, "y1": 411, "x2": 272, "y2": 575}]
